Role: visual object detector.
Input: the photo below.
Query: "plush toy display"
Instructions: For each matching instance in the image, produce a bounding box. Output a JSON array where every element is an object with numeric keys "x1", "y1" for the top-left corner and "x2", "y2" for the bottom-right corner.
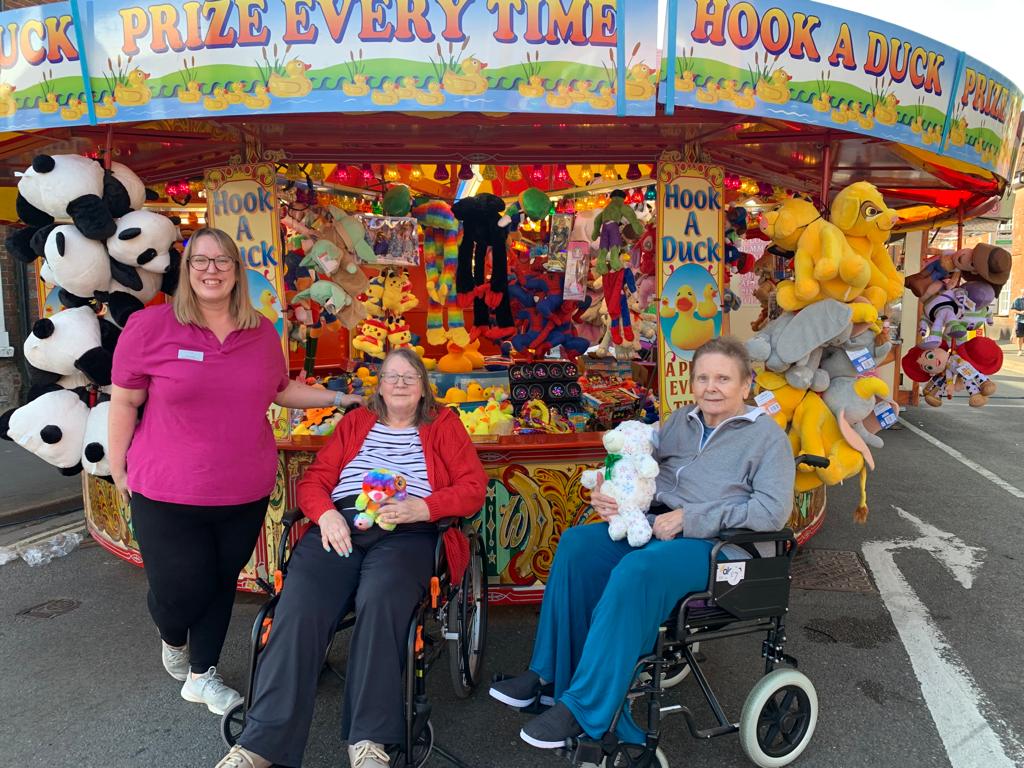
[
  {"x1": 591, "y1": 189, "x2": 642, "y2": 275},
  {"x1": 0, "y1": 387, "x2": 91, "y2": 474},
  {"x1": 580, "y1": 420, "x2": 659, "y2": 547},
  {"x1": 39, "y1": 224, "x2": 113, "y2": 301},
  {"x1": 828, "y1": 181, "x2": 902, "y2": 309},
  {"x1": 106, "y1": 209, "x2": 180, "y2": 274},
  {"x1": 902, "y1": 337, "x2": 1002, "y2": 408},
  {"x1": 353, "y1": 469, "x2": 408, "y2": 531},
  {"x1": 453, "y1": 192, "x2": 515, "y2": 339},
  {"x1": 81, "y1": 399, "x2": 112, "y2": 477},
  {"x1": 24, "y1": 306, "x2": 117, "y2": 388},
  {"x1": 14, "y1": 154, "x2": 115, "y2": 240},
  {"x1": 413, "y1": 200, "x2": 469, "y2": 346}
]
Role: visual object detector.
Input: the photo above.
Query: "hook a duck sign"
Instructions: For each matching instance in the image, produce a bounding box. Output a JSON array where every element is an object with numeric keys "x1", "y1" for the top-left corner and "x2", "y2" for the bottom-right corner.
[{"x1": 656, "y1": 149, "x2": 724, "y2": 414}]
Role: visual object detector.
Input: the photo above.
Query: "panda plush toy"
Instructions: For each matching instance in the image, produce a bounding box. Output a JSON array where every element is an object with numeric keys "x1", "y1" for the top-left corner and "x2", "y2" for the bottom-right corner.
[
  {"x1": 24, "y1": 306, "x2": 118, "y2": 387},
  {"x1": 37, "y1": 224, "x2": 112, "y2": 303},
  {"x1": 0, "y1": 387, "x2": 91, "y2": 475},
  {"x1": 82, "y1": 398, "x2": 112, "y2": 478},
  {"x1": 14, "y1": 154, "x2": 116, "y2": 241},
  {"x1": 107, "y1": 209, "x2": 180, "y2": 274},
  {"x1": 104, "y1": 161, "x2": 147, "y2": 218}
]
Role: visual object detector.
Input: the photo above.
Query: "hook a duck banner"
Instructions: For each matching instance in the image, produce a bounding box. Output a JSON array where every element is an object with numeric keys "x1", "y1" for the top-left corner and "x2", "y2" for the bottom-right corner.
[
  {"x1": 656, "y1": 148, "x2": 724, "y2": 415},
  {"x1": 661, "y1": 0, "x2": 967, "y2": 162},
  {"x1": 72, "y1": 0, "x2": 659, "y2": 122},
  {"x1": 0, "y1": 2, "x2": 92, "y2": 130}
]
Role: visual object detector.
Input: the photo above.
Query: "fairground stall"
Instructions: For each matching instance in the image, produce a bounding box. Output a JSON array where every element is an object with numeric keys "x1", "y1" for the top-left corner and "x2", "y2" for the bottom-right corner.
[{"x1": 0, "y1": 1, "x2": 1019, "y2": 601}]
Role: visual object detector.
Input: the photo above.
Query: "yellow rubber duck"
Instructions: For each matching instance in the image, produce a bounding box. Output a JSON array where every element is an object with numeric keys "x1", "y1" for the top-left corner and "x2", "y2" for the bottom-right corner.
[
  {"x1": 831, "y1": 102, "x2": 852, "y2": 124},
  {"x1": 37, "y1": 91, "x2": 59, "y2": 114},
  {"x1": 257, "y1": 290, "x2": 279, "y2": 323},
  {"x1": 695, "y1": 81, "x2": 720, "y2": 104},
  {"x1": 464, "y1": 339, "x2": 486, "y2": 368},
  {"x1": 342, "y1": 74, "x2": 370, "y2": 97},
  {"x1": 465, "y1": 382, "x2": 486, "y2": 402},
  {"x1": 414, "y1": 82, "x2": 445, "y2": 106},
  {"x1": 243, "y1": 84, "x2": 271, "y2": 110},
  {"x1": 853, "y1": 103, "x2": 875, "y2": 130},
  {"x1": 227, "y1": 81, "x2": 248, "y2": 104},
  {"x1": 371, "y1": 82, "x2": 400, "y2": 106},
  {"x1": 570, "y1": 80, "x2": 593, "y2": 102},
  {"x1": 114, "y1": 67, "x2": 152, "y2": 106},
  {"x1": 0, "y1": 83, "x2": 18, "y2": 117},
  {"x1": 178, "y1": 81, "x2": 203, "y2": 104},
  {"x1": 660, "y1": 283, "x2": 718, "y2": 351},
  {"x1": 545, "y1": 83, "x2": 573, "y2": 108},
  {"x1": 438, "y1": 342, "x2": 474, "y2": 374},
  {"x1": 396, "y1": 76, "x2": 420, "y2": 99},
  {"x1": 811, "y1": 92, "x2": 831, "y2": 112},
  {"x1": 203, "y1": 87, "x2": 229, "y2": 111},
  {"x1": 59, "y1": 97, "x2": 85, "y2": 121},
  {"x1": 910, "y1": 114, "x2": 924, "y2": 133},
  {"x1": 624, "y1": 63, "x2": 657, "y2": 100},
  {"x1": 948, "y1": 117, "x2": 967, "y2": 146},
  {"x1": 873, "y1": 94, "x2": 898, "y2": 125},
  {"x1": 442, "y1": 56, "x2": 489, "y2": 96},
  {"x1": 94, "y1": 95, "x2": 117, "y2": 119},
  {"x1": 675, "y1": 71, "x2": 696, "y2": 92},
  {"x1": 517, "y1": 75, "x2": 544, "y2": 98},
  {"x1": 756, "y1": 69, "x2": 791, "y2": 104},
  {"x1": 733, "y1": 85, "x2": 756, "y2": 110},
  {"x1": 587, "y1": 85, "x2": 615, "y2": 109},
  {"x1": 268, "y1": 59, "x2": 312, "y2": 98},
  {"x1": 921, "y1": 124, "x2": 941, "y2": 145},
  {"x1": 718, "y1": 80, "x2": 740, "y2": 103}
]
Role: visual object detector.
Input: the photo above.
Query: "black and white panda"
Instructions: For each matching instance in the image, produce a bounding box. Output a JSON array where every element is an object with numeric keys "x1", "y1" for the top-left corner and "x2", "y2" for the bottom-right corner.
[
  {"x1": 103, "y1": 161, "x2": 147, "y2": 218},
  {"x1": 24, "y1": 306, "x2": 115, "y2": 387},
  {"x1": 107, "y1": 209, "x2": 180, "y2": 273},
  {"x1": 38, "y1": 224, "x2": 112, "y2": 302},
  {"x1": 82, "y1": 398, "x2": 112, "y2": 479},
  {"x1": 0, "y1": 387, "x2": 90, "y2": 475},
  {"x1": 15, "y1": 154, "x2": 116, "y2": 241}
]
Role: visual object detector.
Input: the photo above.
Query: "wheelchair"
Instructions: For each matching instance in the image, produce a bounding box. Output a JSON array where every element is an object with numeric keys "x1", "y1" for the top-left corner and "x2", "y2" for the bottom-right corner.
[
  {"x1": 221, "y1": 507, "x2": 489, "y2": 768},
  {"x1": 546, "y1": 455, "x2": 827, "y2": 768}
]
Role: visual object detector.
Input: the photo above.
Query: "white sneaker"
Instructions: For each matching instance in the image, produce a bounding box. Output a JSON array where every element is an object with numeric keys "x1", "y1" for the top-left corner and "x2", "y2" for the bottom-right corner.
[
  {"x1": 347, "y1": 740, "x2": 390, "y2": 768},
  {"x1": 1017, "y1": 350, "x2": 1023, "y2": 356},
  {"x1": 181, "y1": 666, "x2": 243, "y2": 715},
  {"x1": 214, "y1": 745, "x2": 271, "y2": 768},
  {"x1": 161, "y1": 641, "x2": 189, "y2": 681}
]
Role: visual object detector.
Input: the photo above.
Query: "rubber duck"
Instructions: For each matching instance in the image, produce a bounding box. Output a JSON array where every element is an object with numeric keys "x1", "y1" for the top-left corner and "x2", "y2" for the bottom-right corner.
[
  {"x1": 442, "y1": 56, "x2": 489, "y2": 96},
  {"x1": 59, "y1": 97, "x2": 85, "y2": 121},
  {"x1": 873, "y1": 94, "x2": 899, "y2": 125},
  {"x1": 0, "y1": 83, "x2": 17, "y2": 117},
  {"x1": 371, "y1": 82, "x2": 400, "y2": 106},
  {"x1": 921, "y1": 124, "x2": 941, "y2": 145},
  {"x1": 853, "y1": 103, "x2": 875, "y2": 130},
  {"x1": 414, "y1": 82, "x2": 445, "y2": 106},
  {"x1": 587, "y1": 85, "x2": 615, "y2": 110},
  {"x1": 396, "y1": 76, "x2": 420, "y2": 99},
  {"x1": 227, "y1": 81, "x2": 248, "y2": 104},
  {"x1": 910, "y1": 114, "x2": 924, "y2": 133},
  {"x1": 811, "y1": 92, "x2": 831, "y2": 112},
  {"x1": 695, "y1": 81, "x2": 720, "y2": 104},
  {"x1": 948, "y1": 117, "x2": 967, "y2": 147},
  {"x1": 243, "y1": 84, "x2": 271, "y2": 110},
  {"x1": 443, "y1": 386, "x2": 468, "y2": 405},
  {"x1": 732, "y1": 85, "x2": 756, "y2": 110},
  {"x1": 464, "y1": 339, "x2": 486, "y2": 369},
  {"x1": 268, "y1": 59, "x2": 312, "y2": 98},
  {"x1": 545, "y1": 83, "x2": 573, "y2": 108},
  {"x1": 518, "y1": 75, "x2": 545, "y2": 98},
  {"x1": 437, "y1": 341, "x2": 474, "y2": 374},
  {"x1": 755, "y1": 69, "x2": 791, "y2": 104},
  {"x1": 258, "y1": 290, "x2": 280, "y2": 323},
  {"x1": 570, "y1": 80, "x2": 593, "y2": 102},
  {"x1": 465, "y1": 382, "x2": 486, "y2": 402},
  {"x1": 675, "y1": 71, "x2": 696, "y2": 92},
  {"x1": 624, "y1": 63, "x2": 657, "y2": 100},
  {"x1": 831, "y1": 102, "x2": 852, "y2": 124},
  {"x1": 37, "y1": 91, "x2": 59, "y2": 114},
  {"x1": 659, "y1": 283, "x2": 718, "y2": 351},
  {"x1": 177, "y1": 80, "x2": 203, "y2": 104},
  {"x1": 114, "y1": 67, "x2": 152, "y2": 106},
  {"x1": 342, "y1": 74, "x2": 370, "y2": 97},
  {"x1": 203, "y1": 87, "x2": 230, "y2": 111},
  {"x1": 94, "y1": 95, "x2": 117, "y2": 119}
]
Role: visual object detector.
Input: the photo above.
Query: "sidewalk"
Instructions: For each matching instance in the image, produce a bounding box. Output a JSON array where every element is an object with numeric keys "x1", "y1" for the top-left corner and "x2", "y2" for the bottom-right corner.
[{"x1": 0, "y1": 440, "x2": 83, "y2": 525}]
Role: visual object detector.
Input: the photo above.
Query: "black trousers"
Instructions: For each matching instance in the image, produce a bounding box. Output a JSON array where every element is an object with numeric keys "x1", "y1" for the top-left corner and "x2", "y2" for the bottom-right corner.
[
  {"x1": 130, "y1": 492, "x2": 268, "y2": 673},
  {"x1": 239, "y1": 520, "x2": 436, "y2": 768}
]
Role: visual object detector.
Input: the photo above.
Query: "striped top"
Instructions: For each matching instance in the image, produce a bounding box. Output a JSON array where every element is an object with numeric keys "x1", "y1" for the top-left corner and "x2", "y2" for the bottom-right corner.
[{"x1": 331, "y1": 422, "x2": 433, "y2": 501}]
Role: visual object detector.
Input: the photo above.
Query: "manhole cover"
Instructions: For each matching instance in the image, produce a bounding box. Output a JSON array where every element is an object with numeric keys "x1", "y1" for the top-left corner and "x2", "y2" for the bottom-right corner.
[
  {"x1": 791, "y1": 549, "x2": 875, "y2": 593},
  {"x1": 17, "y1": 598, "x2": 81, "y2": 619}
]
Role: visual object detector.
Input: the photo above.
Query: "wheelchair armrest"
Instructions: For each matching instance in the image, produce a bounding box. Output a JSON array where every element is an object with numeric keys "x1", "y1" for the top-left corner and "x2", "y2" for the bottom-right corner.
[
  {"x1": 436, "y1": 517, "x2": 462, "y2": 533},
  {"x1": 718, "y1": 528, "x2": 795, "y2": 545},
  {"x1": 281, "y1": 507, "x2": 305, "y2": 530}
]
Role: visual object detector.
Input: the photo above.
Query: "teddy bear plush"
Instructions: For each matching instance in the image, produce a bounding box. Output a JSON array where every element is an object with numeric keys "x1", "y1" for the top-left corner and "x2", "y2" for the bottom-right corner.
[
  {"x1": 353, "y1": 469, "x2": 408, "y2": 531},
  {"x1": 580, "y1": 420, "x2": 659, "y2": 547}
]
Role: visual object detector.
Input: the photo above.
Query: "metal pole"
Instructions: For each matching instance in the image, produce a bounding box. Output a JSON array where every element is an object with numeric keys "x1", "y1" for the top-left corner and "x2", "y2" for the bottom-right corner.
[{"x1": 820, "y1": 141, "x2": 833, "y2": 207}]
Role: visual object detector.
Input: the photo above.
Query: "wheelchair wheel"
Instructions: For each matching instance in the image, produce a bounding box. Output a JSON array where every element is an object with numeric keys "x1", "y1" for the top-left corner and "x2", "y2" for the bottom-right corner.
[
  {"x1": 391, "y1": 720, "x2": 433, "y2": 768},
  {"x1": 448, "y1": 534, "x2": 488, "y2": 697},
  {"x1": 220, "y1": 701, "x2": 245, "y2": 748},
  {"x1": 738, "y1": 668, "x2": 817, "y2": 767}
]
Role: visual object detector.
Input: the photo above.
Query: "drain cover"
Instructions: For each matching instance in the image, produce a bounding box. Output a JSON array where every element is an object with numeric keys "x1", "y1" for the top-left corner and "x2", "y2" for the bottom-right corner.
[
  {"x1": 17, "y1": 598, "x2": 81, "y2": 619},
  {"x1": 792, "y1": 549, "x2": 875, "y2": 593}
]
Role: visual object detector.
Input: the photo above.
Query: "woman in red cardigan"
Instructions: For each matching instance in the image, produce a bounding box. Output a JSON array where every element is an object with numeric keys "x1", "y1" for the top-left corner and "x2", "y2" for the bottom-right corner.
[{"x1": 216, "y1": 348, "x2": 487, "y2": 768}]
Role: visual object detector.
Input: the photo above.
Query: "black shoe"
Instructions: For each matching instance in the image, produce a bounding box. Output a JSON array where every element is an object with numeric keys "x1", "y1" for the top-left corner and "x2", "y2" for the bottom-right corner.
[
  {"x1": 490, "y1": 671, "x2": 541, "y2": 708},
  {"x1": 520, "y1": 702, "x2": 584, "y2": 749},
  {"x1": 539, "y1": 682, "x2": 555, "y2": 707}
]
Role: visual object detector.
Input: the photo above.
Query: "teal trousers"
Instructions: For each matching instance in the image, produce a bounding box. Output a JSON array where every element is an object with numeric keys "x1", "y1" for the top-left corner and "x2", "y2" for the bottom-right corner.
[{"x1": 529, "y1": 522, "x2": 715, "y2": 744}]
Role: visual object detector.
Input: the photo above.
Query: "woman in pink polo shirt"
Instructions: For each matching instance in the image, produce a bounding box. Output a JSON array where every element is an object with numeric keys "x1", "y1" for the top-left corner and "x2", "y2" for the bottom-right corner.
[{"x1": 109, "y1": 227, "x2": 362, "y2": 717}]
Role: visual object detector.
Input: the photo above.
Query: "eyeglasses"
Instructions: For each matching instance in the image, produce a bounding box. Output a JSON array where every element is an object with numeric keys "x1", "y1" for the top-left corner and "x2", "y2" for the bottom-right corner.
[
  {"x1": 380, "y1": 372, "x2": 421, "y2": 386},
  {"x1": 189, "y1": 255, "x2": 235, "y2": 272}
]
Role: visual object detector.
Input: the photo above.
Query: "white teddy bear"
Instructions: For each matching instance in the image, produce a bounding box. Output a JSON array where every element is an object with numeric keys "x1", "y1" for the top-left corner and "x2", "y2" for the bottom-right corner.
[{"x1": 581, "y1": 420, "x2": 659, "y2": 547}]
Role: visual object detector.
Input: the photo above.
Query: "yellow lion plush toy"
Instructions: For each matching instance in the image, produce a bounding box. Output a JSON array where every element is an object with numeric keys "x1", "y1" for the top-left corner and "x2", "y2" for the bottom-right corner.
[
  {"x1": 760, "y1": 197, "x2": 874, "y2": 322},
  {"x1": 828, "y1": 181, "x2": 902, "y2": 310}
]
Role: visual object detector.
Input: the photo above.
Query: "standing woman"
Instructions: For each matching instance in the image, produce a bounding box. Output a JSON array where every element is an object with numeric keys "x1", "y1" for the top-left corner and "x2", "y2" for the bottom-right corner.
[{"x1": 109, "y1": 227, "x2": 362, "y2": 715}]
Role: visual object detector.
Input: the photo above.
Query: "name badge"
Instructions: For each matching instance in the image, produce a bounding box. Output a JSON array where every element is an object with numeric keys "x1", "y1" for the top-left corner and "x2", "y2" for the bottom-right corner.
[{"x1": 178, "y1": 349, "x2": 204, "y2": 362}]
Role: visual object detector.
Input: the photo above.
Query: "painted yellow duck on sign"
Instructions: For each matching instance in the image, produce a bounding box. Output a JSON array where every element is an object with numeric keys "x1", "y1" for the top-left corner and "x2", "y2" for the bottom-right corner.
[
  {"x1": 371, "y1": 82, "x2": 400, "y2": 106},
  {"x1": 243, "y1": 84, "x2": 271, "y2": 109},
  {"x1": 873, "y1": 94, "x2": 899, "y2": 125},
  {"x1": 811, "y1": 91, "x2": 831, "y2": 112},
  {"x1": 948, "y1": 117, "x2": 967, "y2": 146},
  {"x1": 342, "y1": 74, "x2": 370, "y2": 97},
  {"x1": 695, "y1": 81, "x2": 720, "y2": 104},
  {"x1": 588, "y1": 85, "x2": 615, "y2": 110},
  {"x1": 624, "y1": 63, "x2": 657, "y2": 100},
  {"x1": 518, "y1": 75, "x2": 544, "y2": 98},
  {"x1": 675, "y1": 71, "x2": 696, "y2": 92},
  {"x1": 442, "y1": 56, "x2": 489, "y2": 95},
  {"x1": 60, "y1": 97, "x2": 85, "y2": 121},
  {"x1": 660, "y1": 283, "x2": 718, "y2": 351},
  {"x1": 756, "y1": 69, "x2": 791, "y2": 104},
  {"x1": 545, "y1": 83, "x2": 573, "y2": 108},
  {"x1": 227, "y1": 81, "x2": 248, "y2": 104},
  {"x1": 177, "y1": 81, "x2": 203, "y2": 104},
  {"x1": 114, "y1": 68, "x2": 152, "y2": 106},
  {"x1": 0, "y1": 83, "x2": 17, "y2": 117},
  {"x1": 95, "y1": 95, "x2": 117, "y2": 119},
  {"x1": 570, "y1": 80, "x2": 593, "y2": 102},
  {"x1": 414, "y1": 82, "x2": 445, "y2": 106},
  {"x1": 268, "y1": 59, "x2": 312, "y2": 98},
  {"x1": 733, "y1": 85, "x2": 756, "y2": 110},
  {"x1": 38, "y1": 91, "x2": 59, "y2": 114},
  {"x1": 397, "y1": 77, "x2": 420, "y2": 100},
  {"x1": 203, "y1": 87, "x2": 230, "y2": 111}
]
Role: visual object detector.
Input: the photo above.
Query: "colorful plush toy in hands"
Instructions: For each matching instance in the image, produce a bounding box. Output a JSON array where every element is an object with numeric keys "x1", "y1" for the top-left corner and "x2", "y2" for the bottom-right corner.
[{"x1": 353, "y1": 469, "x2": 408, "y2": 531}]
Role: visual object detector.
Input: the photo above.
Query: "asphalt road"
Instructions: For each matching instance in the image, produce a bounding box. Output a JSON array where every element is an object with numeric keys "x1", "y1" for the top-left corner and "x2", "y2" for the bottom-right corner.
[{"x1": 1, "y1": 351, "x2": 1022, "y2": 768}]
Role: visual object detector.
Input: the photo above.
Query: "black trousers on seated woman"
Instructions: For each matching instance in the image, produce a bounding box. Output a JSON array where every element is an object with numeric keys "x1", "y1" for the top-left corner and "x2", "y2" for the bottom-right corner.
[{"x1": 238, "y1": 503, "x2": 436, "y2": 768}]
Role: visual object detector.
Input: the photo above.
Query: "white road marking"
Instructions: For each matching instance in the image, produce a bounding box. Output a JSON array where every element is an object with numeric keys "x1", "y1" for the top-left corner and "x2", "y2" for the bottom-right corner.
[
  {"x1": 898, "y1": 418, "x2": 1024, "y2": 499},
  {"x1": 863, "y1": 508, "x2": 1023, "y2": 767}
]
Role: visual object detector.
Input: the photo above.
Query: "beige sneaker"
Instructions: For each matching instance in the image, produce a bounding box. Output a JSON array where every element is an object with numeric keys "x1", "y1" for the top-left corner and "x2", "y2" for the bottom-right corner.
[
  {"x1": 214, "y1": 745, "x2": 271, "y2": 768},
  {"x1": 161, "y1": 641, "x2": 189, "y2": 681},
  {"x1": 348, "y1": 740, "x2": 390, "y2": 768}
]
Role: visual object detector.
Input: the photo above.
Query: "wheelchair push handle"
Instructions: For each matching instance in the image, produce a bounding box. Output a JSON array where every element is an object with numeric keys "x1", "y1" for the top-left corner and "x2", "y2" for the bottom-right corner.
[{"x1": 794, "y1": 453, "x2": 830, "y2": 469}]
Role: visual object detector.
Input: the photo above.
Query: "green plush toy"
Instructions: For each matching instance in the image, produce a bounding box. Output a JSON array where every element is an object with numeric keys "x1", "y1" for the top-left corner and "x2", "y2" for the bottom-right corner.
[
  {"x1": 382, "y1": 184, "x2": 412, "y2": 217},
  {"x1": 500, "y1": 186, "x2": 551, "y2": 227},
  {"x1": 293, "y1": 279, "x2": 352, "y2": 314},
  {"x1": 591, "y1": 189, "x2": 643, "y2": 275},
  {"x1": 328, "y1": 205, "x2": 377, "y2": 263}
]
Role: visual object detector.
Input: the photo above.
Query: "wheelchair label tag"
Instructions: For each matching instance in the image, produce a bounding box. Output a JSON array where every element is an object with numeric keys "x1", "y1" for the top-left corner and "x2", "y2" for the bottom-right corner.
[{"x1": 716, "y1": 561, "x2": 746, "y2": 586}]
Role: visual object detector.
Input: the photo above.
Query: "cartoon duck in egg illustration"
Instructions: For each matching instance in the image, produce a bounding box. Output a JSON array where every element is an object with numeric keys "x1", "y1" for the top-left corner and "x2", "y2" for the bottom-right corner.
[{"x1": 660, "y1": 282, "x2": 719, "y2": 351}]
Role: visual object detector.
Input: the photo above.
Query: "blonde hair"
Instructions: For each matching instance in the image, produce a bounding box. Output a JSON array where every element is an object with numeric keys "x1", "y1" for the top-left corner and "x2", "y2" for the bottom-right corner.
[
  {"x1": 173, "y1": 227, "x2": 262, "y2": 330},
  {"x1": 366, "y1": 348, "x2": 439, "y2": 427}
]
